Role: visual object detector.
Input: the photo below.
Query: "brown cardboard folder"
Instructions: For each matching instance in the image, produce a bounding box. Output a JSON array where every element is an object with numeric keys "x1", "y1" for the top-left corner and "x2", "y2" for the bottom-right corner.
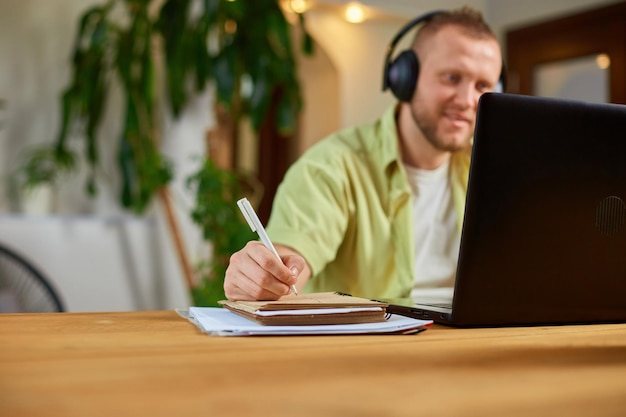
[{"x1": 218, "y1": 292, "x2": 389, "y2": 326}]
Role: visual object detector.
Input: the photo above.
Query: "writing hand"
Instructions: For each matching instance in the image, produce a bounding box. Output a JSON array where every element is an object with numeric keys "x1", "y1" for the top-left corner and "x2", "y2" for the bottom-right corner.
[{"x1": 224, "y1": 241, "x2": 306, "y2": 300}]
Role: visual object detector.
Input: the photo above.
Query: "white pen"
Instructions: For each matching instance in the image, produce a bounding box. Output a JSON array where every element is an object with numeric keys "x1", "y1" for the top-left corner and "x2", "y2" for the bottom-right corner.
[{"x1": 237, "y1": 197, "x2": 299, "y2": 296}]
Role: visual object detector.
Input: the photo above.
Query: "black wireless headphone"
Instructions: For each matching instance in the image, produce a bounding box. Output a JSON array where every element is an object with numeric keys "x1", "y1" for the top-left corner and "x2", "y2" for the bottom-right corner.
[{"x1": 382, "y1": 10, "x2": 507, "y2": 102}]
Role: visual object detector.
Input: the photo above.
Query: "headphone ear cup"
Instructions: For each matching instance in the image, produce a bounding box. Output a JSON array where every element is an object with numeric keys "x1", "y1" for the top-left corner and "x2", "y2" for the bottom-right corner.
[{"x1": 387, "y1": 50, "x2": 419, "y2": 102}]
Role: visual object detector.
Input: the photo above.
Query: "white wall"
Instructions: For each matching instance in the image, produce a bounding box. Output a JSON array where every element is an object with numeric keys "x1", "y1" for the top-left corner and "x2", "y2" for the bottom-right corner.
[
  {"x1": 0, "y1": 0, "x2": 623, "y2": 312},
  {"x1": 294, "y1": 25, "x2": 341, "y2": 156},
  {"x1": 0, "y1": 215, "x2": 190, "y2": 312},
  {"x1": 303, "y1": 11, "x2": 403, "y2": 129}
]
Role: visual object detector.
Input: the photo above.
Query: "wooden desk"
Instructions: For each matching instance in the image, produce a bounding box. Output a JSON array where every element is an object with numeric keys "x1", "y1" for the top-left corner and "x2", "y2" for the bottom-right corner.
[{"x1": 1, "y1": 311, "x2": 625, "y2": 417}]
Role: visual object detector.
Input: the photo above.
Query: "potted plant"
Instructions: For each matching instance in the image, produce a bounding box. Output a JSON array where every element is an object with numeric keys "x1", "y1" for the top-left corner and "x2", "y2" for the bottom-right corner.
[{"x1": 14, "y1": 0, "x2": 313, "y2": 306}]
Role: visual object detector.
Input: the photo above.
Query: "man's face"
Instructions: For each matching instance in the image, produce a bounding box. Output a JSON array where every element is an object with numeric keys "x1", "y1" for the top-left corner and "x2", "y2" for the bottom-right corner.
[{"x1": 410, "y1": 25, "x2": 502, "y2": 152}]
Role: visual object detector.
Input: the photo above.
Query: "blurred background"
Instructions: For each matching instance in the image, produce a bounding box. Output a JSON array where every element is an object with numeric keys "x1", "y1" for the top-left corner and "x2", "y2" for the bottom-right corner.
[{"x1": 0, "y1": 0, "x2": 623, "y2": 312}]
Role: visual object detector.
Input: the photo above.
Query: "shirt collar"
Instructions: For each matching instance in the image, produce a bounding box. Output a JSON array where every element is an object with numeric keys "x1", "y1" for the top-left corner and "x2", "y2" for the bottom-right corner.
[{"x1": 378, "y1": 104, "x2": 402, "y2": 171}]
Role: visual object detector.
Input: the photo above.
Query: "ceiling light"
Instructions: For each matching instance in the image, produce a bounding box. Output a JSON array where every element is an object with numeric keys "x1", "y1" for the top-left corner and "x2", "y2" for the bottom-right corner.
[
  {"x1": 289, "y1": 0, "x2": 309, "y2": 14},
  {"x1": 345, "y1": 2, "x2": 366, "y2": 23},
  {"x1": 596, "y1": 54, "x2": 610, "y2": 70}
]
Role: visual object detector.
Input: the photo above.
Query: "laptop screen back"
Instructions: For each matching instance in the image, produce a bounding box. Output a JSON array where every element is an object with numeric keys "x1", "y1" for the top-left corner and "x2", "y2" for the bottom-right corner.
[{"x1": 449, "y1": 93, "x2": 626, "y2": 326}]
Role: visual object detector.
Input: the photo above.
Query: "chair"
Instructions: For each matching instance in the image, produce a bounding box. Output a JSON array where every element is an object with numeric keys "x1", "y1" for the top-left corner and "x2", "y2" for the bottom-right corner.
[{"x1": 0, "y1": 243, "x2": 65, "y2": 312}]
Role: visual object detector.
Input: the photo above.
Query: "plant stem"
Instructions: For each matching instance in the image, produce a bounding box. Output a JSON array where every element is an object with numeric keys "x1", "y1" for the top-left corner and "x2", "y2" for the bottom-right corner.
[{"x1": 158, "y1": 187, "x2": 195, "y2": 291}]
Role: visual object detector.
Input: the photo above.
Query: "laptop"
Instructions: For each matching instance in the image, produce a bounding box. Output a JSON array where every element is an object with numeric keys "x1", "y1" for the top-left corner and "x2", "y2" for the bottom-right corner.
[{"x1": 390, "y1": 93, "x2": 626, "y2": 327}]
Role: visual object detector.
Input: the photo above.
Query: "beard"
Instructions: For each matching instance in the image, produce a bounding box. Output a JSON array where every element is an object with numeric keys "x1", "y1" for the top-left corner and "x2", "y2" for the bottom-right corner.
[{"x1": 410, "y1": 104, "x2": 471, "y2": 153}]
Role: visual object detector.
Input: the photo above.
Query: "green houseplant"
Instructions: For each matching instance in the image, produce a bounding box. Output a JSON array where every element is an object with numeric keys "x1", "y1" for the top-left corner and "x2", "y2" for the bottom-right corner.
[{"x1": 15, "y1": 0, "x2": 313, "y2": 306}]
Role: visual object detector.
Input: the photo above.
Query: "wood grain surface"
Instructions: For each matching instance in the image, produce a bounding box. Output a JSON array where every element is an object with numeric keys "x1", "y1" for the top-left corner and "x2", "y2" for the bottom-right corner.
[{"x1": 1, "y1": 310, "x2": 625, "y2": 417}]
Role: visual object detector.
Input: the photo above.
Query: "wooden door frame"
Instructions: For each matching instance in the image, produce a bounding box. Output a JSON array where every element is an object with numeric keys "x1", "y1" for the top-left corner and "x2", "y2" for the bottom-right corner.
[
  {"x1": 256, "y1": 87, "x2": 298, "y2": 224},
  {"x1": 506, "y1": 1, "x2": 626, "y2": 104}
]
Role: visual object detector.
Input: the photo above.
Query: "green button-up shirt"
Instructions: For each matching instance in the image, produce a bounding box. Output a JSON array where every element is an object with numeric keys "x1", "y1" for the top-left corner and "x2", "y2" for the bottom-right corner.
[{"x1": 266, "y1": 105, "x2": 471, "y2": 299}]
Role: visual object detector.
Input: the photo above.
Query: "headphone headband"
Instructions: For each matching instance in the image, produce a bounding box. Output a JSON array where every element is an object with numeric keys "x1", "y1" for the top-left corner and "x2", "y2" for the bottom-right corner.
[
  {"x1": 382, "y1": 10, "x2": 445, "y2": 93},
  {"x1": 382, "y1": 10, "x2": 506, "y2": 101}
]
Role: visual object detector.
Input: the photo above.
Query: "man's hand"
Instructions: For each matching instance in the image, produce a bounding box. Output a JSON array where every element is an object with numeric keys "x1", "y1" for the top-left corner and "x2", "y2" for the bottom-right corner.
[{"x1": 224, "y1": 241, "x2": 310, "y2": 300}]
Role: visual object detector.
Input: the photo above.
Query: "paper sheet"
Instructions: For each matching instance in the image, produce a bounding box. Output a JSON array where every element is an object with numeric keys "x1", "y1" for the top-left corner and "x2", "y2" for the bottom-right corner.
[
  {"x1": 254, "y1": 307, "x2": 384, "y2": 316},
  {"x1": 183, "y1": 307, "x2": 432, "y2": 336}
]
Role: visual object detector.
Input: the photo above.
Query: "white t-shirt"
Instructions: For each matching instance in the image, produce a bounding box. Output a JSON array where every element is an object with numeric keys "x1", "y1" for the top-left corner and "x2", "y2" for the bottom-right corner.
[{"x1": 404, "y1": 162, "x2": 459, "y2": 299}]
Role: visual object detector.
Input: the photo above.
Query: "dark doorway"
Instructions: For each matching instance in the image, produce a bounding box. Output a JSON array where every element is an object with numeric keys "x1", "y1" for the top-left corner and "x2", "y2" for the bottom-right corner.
[{"x1": 506, "y1": 1, "x2": 626, "y2": 104}]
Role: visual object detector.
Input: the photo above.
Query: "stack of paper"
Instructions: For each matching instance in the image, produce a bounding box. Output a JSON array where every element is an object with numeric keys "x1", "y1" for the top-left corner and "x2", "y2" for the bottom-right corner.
[
  {"x1": 183, "y1": 307, "x2": 432, "y2": 336},
  {"x1": 219, "y1": 292, "x2": 389, "y2": 325}
]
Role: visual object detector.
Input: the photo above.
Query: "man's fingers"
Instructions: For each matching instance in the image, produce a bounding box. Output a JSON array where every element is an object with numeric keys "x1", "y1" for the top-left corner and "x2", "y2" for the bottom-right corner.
[
  {"x1": 225, "y1": 278, "x2": 284, "y2": 301},
  {"x1": 281, "y1": 255, "x2": 307, "y2": 280},
  {"x1": 246, "y1": 242, "x2": 297, "y2": 286},
  {"x1": 224, "y1": 241, "x2": 292, "y2": 300}
]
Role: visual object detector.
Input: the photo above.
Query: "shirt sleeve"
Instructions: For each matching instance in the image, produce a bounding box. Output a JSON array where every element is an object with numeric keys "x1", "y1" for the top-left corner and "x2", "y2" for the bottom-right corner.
[{"x1": 266, "y1": 143, "x2": 351, "y2": 276}]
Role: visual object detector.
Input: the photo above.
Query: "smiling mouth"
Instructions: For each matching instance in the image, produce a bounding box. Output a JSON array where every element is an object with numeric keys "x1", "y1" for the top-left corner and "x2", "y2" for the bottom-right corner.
[
  {"x1": 444, "y1": 113, "x2": 469, "y2": 122},
  {"x1": 445, "y1": 114, "x2": 470, "y2": 124}
]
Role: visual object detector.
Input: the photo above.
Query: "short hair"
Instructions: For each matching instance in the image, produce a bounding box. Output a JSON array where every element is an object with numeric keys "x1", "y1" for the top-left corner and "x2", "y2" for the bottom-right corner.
[{"x1": 413, "y1": 7, "x2": 497, "y2": 50}]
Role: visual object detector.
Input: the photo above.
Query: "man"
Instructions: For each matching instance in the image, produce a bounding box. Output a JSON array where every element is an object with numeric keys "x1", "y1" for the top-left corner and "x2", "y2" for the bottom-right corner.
[{"x1": 224, "y1": 7, "x2": 503, "y2": 301}]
